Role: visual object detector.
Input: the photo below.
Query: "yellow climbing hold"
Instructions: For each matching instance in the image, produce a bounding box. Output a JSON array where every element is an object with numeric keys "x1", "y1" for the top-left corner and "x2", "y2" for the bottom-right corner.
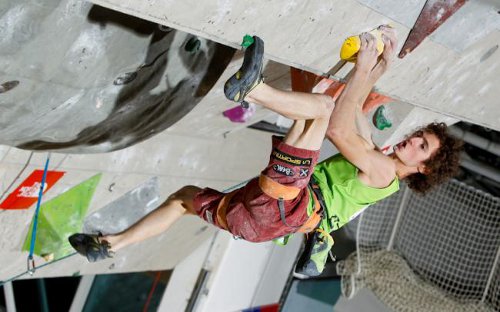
[{"x1": 340, "y1": 28, "x2": 385, "y2": 62}]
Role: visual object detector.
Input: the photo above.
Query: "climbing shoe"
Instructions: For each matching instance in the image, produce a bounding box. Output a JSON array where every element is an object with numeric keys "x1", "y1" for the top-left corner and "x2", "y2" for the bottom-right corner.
[
  {"x1": 68, "y1": 233, "x2": 114, "y2": 262},
  {"x1": 295, "y1": 229, "x2": 334, "y2": 277},
  {"x1": 224, "y1": 36, "x2": 264, "y2": 103}
]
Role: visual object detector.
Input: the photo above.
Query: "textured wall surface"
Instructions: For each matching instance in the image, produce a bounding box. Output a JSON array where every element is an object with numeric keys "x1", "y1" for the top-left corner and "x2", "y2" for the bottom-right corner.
[
  {"x1": 0, "y1": 1, "x2": 235, "y2": 152},
  {"x1": 1, "y1": 0, "x2": 495, "y2": 282},
  {"x1": 91, "y1": 0, "x2": 500, "y2": 130},
  {"x1": 0, "y1": 126, "x2": 273, "y2": 280}
]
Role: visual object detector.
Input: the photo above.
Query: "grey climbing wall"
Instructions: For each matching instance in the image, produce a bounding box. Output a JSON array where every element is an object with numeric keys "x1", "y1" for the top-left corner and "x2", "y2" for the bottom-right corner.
[{"x1": 0, "y1": 0, "x2": 235, "y2": 153}]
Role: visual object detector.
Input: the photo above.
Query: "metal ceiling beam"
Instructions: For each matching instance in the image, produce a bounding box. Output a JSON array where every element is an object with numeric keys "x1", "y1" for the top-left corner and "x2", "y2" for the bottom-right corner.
[
  {"x1": 461, "y1": 156, "x2": 500, "y2": 184},
  {"x1": 449, "y1": 126, "x2": 500, "y2": 157}
]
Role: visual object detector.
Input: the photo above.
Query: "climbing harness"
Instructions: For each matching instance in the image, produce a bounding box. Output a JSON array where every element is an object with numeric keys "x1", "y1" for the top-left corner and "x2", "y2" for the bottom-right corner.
[{"x1": 259, "y1": 174, "x2": 326, "y2": 235}]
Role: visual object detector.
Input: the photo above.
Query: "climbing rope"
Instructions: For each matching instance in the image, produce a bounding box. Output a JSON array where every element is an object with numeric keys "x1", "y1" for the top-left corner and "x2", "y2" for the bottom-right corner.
[{"x1": 27, "y1": 153, "x2": 51, "y2": 275}]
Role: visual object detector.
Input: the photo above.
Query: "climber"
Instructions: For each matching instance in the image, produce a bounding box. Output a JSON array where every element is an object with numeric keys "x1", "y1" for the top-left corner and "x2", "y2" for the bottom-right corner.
[{"x1": 69, "y1": 26, "x2": 462, "y2": 276}]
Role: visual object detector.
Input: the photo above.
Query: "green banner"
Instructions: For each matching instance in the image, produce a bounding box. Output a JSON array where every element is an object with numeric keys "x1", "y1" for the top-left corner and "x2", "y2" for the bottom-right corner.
[{"x1": 23, "y1": 174, "x2": 102, "y2": 259}]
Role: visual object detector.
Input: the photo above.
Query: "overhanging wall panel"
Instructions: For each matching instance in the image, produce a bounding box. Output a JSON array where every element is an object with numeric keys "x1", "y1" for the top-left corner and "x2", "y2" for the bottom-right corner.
[{"x1": 92, "y1": 0, "x2": 500, "y2": 130}]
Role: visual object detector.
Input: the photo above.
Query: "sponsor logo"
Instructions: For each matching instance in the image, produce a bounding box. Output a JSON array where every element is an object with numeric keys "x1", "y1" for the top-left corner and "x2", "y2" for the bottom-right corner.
[
  {"x1": 272, "y1": 149, "x2": 312, "y2": 166},
  {"x1": 273, "y1": 164, "x2": 295, "y2": 176},
  {"x1": 331, "y1": 215, "x2": 341, "y2": 230},
  {"x1": 0, "y1": 170, "x2": 65, "y2": 210},
  {"x1": 18, "y1": 182, "x2": 48, "y2": 198},
  {"x1": 299, "y1": 168, "x2": 309, "y2": 177}
]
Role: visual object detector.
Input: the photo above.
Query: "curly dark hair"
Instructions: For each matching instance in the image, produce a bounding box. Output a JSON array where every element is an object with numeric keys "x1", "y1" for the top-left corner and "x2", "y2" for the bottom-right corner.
[{"x1": 404, "y1": 122, "x2": 463, "y2": 194}]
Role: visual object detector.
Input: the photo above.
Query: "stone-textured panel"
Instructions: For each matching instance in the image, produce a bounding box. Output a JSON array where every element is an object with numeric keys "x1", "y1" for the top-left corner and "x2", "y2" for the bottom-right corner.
[
  {"x1": 0, "y1": 1, "x2": 235, "y2": 152},
  {"x1": 91, "y1": 0, "x2": 500, "y2": 130}
]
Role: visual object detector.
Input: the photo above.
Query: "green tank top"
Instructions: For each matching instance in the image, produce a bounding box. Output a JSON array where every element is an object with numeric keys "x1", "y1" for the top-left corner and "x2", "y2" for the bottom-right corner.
[{"x1": 308, "y1": 154, "x2": 399, "y2": 232}]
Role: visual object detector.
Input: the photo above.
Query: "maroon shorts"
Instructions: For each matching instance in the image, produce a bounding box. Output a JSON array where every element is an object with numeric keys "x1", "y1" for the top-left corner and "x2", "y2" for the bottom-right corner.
[{"x1": 193, "y1": 136, "x2": 320, "y2": 242}]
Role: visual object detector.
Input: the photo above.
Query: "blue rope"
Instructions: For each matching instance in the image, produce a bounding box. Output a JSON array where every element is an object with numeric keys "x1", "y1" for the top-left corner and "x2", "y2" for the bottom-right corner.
[{"x1": 27, "y1": 153, "x2": 51, "y2": 274}]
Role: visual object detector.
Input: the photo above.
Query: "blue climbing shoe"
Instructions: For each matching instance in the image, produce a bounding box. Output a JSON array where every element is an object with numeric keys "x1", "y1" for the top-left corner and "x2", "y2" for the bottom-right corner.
[
  {"x1": 68, "y1": 233, "x2": 114, "y2": 262},
  {"x1": 224, "y1": 36, "x2": 264, "y2": 103}
]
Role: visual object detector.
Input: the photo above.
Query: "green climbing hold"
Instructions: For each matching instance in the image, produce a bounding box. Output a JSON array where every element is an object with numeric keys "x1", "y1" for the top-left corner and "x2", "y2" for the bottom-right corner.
[
  {"x1": 373, "y1": 105, "x2": 392, "y2": 130},
  {"x1": 241, "y1": 35, "x2": 254, "y2": 48}
]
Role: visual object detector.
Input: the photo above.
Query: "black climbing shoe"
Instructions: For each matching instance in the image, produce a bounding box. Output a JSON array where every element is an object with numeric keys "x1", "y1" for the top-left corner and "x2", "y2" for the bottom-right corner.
[
  {"x1": 68, "y1": 233, "x2": 114, "y2": 262},
  {"x1": 224, "y1": 36, "x2": 264, "y2": 103}
]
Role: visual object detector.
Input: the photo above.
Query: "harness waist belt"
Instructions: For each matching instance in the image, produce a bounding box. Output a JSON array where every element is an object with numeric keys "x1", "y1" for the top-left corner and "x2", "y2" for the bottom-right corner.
[
  {"x1": 259, "y1": 174, "x2": 325, "y2": 234},
  {"x1": 258, "y1": 174, "x2": 301, "y2": 200}
]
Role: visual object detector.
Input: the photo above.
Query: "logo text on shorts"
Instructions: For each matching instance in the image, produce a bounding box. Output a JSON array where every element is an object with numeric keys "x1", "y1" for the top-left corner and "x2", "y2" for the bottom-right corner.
[
  {"x1": 273, "y1": 164, "x2": 294, "y2": 176},
  {"x1": 272, "y1": 149, "x2": 312, "y2": 166}
]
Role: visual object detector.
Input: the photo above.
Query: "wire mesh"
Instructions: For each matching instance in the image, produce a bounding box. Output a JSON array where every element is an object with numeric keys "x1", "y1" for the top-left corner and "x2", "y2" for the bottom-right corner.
[{"x1": 338, "y1": 179, "x2": 500, "y2": 312}]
